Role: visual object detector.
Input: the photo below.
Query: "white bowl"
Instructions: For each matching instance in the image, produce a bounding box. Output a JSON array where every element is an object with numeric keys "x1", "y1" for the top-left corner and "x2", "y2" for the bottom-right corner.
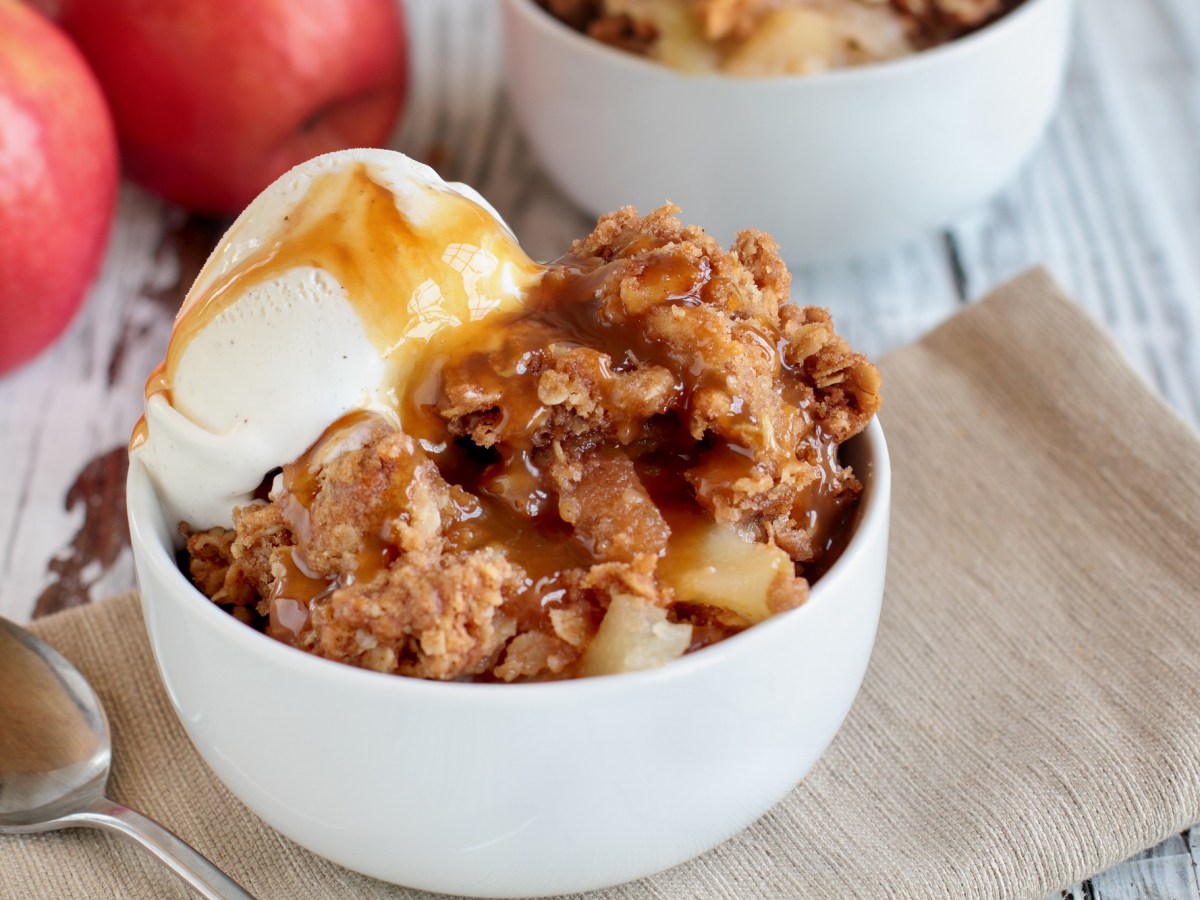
[
  {"x1": 127, "y1": 420, "x2": 890, "y2": 897},
  {"x1": 502, "y1": 0, "x2": 1074, "y2": 262}
]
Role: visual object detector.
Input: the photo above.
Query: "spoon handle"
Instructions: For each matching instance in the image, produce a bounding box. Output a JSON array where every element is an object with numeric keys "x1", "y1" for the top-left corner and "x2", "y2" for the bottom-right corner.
[{"x1": 62, "y1": 797, "x2": 254, "y2": 900}]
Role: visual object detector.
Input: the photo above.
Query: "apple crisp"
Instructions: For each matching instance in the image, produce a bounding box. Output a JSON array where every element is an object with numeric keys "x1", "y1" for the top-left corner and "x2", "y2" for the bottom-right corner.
[
  {"x1": 537, "y1": 0, "x2": 1026, "y2": 74},
  {"x1": 185, "y1": 205, "x2": 881, "y2": 682}
]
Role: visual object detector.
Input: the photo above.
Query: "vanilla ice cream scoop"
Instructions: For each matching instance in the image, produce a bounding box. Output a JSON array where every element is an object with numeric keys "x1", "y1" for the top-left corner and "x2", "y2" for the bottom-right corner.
[{"x1": 132, "y1": 149, "x2": 544, "y2": 530}]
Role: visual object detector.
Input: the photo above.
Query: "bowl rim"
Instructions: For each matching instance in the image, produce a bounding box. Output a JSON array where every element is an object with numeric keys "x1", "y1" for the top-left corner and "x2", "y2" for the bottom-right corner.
[
  {"x1": 503, "y1": 0, "x2": 1068, "y2": 87},
  {"x1": 128, "y1": 417, "x2": 890, "y2": 697}
]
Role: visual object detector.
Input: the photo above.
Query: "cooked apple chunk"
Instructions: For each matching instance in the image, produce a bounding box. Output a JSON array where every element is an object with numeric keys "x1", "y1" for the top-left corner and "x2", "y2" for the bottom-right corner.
[
  {"x1": 658, "y1": 521, "x2": 802, "y2": 624},
  {"x1": 578, "y1": 595, "x2": 693, "y2": 677}
]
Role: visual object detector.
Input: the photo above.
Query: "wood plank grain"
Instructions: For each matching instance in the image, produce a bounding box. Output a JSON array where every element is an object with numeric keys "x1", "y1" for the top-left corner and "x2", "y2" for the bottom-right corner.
[
  {"x1": 1080, "y1": 0, "x2": 1200, "y2": 422},
  {"x1": 949, "y1": 0, "x2": 1200, "y2": 426},
  {"x1": 1089, "y1": 833, "x2": 1200, "y2": 900},
  {"x1": 0, "y1": 186, "x2": 180, "y2": 622},
  {"x1": 792, "y1": 238, "x2": 964, "y2": 360},
  {"x1": 1152, "y1": 0, "x2": 1200, "y2": 65}
]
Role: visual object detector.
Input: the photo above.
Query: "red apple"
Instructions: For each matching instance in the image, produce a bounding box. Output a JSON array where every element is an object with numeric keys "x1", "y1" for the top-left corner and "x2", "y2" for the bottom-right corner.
[
  {"x1": 0, "y1": 0, "x2": 118, "y2": 375},
  {"x1": 49, "y1": 0, "x2": 408, "y2": 215}
]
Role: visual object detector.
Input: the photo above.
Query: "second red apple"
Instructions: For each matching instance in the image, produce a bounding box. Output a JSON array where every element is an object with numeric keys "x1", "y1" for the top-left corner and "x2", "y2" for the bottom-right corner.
[{"x1": 51, "y1": 0, "x2": 408, "y2": 216}]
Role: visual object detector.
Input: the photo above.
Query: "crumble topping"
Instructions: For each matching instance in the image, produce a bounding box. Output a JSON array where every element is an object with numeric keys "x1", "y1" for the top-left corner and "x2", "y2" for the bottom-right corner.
[
  {"x1": 185, "y1": 205, "x2": 880, "y2": 682},
  {"x1": 538, "y1": 0, "x2": 1025, "y2": 74}
]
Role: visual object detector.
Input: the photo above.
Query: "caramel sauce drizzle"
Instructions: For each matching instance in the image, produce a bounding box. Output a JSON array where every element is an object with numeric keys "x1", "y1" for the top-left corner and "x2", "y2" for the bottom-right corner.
[
  {"x1": 130, "y1": 163, "x2": 543, "y2": 451},
  {"x1": 264, "y1": 408, "x2": 593, "y2": 642},
  {"x1": 150, "y1": 163, "x2": 858, "y2": 652},
  {"x1": 263, "y1": 212, "x2": 856, "y2": 648},
  {"x1": 266, "y1": 410, "x2": 404, "y2": 642}
]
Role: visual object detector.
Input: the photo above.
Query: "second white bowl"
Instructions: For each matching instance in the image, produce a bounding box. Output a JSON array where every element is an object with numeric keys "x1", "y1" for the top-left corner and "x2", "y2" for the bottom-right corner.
[{"x1": 503, "y1": 0, "x2": 1075, "y2": 262}]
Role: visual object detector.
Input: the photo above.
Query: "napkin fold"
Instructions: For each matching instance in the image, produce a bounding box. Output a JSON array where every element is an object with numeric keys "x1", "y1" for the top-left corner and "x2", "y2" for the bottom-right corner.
[{"x1": 5, "y1": 269, "x2": 1199, "y2": 899}]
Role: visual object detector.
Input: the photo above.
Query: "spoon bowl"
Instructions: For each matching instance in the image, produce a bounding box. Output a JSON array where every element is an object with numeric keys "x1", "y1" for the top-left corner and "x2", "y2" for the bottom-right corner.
[
  {"x1": 0, "y1": 620, "x2": 109, "y2": 828},
  {"x1": 0, "y1": 617, "x2": 252, "y2": 900}
]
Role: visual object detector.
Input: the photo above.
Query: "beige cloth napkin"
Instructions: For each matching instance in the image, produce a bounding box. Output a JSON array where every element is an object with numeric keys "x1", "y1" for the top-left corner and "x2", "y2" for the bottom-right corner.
[{"x1": 5, "y1": 269, "x2": 1200, "y2": 899}]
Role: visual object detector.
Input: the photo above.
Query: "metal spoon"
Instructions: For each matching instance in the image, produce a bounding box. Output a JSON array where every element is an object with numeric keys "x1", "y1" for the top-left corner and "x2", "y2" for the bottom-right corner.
[{"x1": 0, "y1": 617, "x2": 253, "y2": 899}]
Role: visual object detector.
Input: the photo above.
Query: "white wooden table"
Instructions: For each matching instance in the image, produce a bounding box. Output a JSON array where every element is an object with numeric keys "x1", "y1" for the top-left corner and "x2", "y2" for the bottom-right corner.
[{"x1": 2, "y1": 1, "x2": 1196, "y2": 896}]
